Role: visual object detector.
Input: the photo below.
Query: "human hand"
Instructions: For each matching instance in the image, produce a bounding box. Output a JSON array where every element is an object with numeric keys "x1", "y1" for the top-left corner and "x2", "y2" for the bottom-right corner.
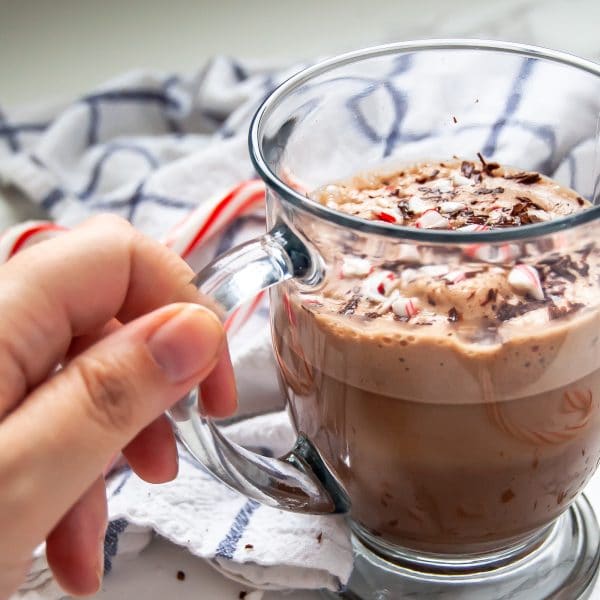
[{"x1": 0, "y1": 215, "x2": 237, "y2": 598}]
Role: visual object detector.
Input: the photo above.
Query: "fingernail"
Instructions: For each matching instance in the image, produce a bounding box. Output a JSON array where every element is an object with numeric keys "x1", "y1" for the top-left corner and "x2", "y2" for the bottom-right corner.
[{"x1": 147, "y1": 305, "x2": 224, "y2": 383}]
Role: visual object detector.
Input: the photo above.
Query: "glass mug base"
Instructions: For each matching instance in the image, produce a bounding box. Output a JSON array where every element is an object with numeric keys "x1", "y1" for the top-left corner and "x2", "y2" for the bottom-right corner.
[{"x1": 321, "y1": 494, "x2": 600, "y2": 600}]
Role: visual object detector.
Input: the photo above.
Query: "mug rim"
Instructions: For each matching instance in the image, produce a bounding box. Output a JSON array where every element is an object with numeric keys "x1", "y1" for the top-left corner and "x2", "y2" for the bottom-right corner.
[{"x1": 248, "y1": 39, "x2": 600, "y2": 244}]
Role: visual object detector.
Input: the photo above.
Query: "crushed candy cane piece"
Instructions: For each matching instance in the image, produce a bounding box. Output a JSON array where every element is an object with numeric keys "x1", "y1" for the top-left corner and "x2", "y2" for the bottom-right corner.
[
  {"x1": 453, "y1": 174, "x2": 474, "y2": 186},
  {"x1": 408, "y1": 196, "x2": 434, "y2": 215},
  {"x1": 400, "y1": 268, "x2": 419, "y2": 285},
  {"x1": 372, "y1": 210, "x2": 398, "y2": 223},
  {"x1": 415, "y1": 210, "x2": 449, "y2": 229},
  {"x1": 459, "y1": 224, "x2": 489, "y2": 232},
  {"x1": 508, "y1": 264, "x2": 544, "y2": 301},
  {"x1": 464, "y1": 243, "x2": 520, "y2": 263},
  {"x1": 376, "y1": 289, "x2": 400, "y2": 314},
  {"x1": 419, "y1": 265, "x2": 450, "y2": 277},
  {"x1": 362, "y1": 270, "x2": 395, "y2": 301},
  {"x1": 341, "y1": 256, "x2": 372, "y2": 278},
  {"x1": 439, "y1": 201, "x2": 466, "y2": 214},
  {"x1": 444, "y1": 270, "x2": 467, "y2": 284},
  {"x1": 434, "y1": 178, "x2": 454, "y2": 193},
  {"x1": 398, "y1": 244, "x2": 421, "y2": 262},
  {"x1": 488, "y1": 209, "x2": 505, "y2": 224},
  {"x1": 392, "y1": 296, "x2": 420, "y2": 318},
  {"x1": 376, "y1": 272, "x2": 397, "y2": 295}
]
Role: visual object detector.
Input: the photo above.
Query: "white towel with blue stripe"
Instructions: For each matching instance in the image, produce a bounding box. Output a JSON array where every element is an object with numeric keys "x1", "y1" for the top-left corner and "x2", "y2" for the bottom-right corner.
[{"x1": 2, "y1": 50, "x2": 600, "y2": 599}]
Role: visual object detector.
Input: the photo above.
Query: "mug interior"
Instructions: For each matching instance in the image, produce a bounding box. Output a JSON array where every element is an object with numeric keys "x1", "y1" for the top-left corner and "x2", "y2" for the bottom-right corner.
[{"x1": 250, "y1": 39, "x2": 600, "y2": 243}]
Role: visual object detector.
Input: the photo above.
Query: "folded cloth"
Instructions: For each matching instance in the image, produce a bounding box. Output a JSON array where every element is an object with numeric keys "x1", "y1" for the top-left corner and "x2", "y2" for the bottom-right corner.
[{"x1": 2, "y1": 50, "x2": 600, "y2": 599}]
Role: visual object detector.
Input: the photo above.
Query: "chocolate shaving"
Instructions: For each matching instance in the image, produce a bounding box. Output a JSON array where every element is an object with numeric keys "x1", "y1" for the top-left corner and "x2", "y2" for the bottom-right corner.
[
  {"x1": 176, "y1": 571, "x2": 186, "y2": 581},
  {"x1": 548, "y1": 302, "x2": 584, "y2": 320},
  {"x1": 339, "y1": 294, "x2": 361, "y2": 315},
  {"x1": 381, "y1": 259, "x2": 421, "y2": 270},
  {"x1": 461, "y1": 161, "x2": 474, "y2": 178},
  {"x1": 508, "y1": 201, "x2": 534, "y2": 225},
  {"x1": 577, "y1": 242, "x2": 595, "y2": 262},
  {"x1": 448, "y1": 307, "x2": 461, "y2": 323},
  {"x1": 364, "y1": 311, "x2": 381, "y2": 320},
  {"x1": 466, "y1": 215, "x2": 488, "y2": 224},
  {"x1": 516, "y1": 172, "x2": 541, "y2": 184},
  {"x1": 510, "y1": 203, "x2": 528, "y2": 217},
  {"x1": 496, "y1": 299, "x2": 547, "y2": 321},
  {"x1": 415, "y1": 169, "x2": 440, "y2": 184},
  {"x1": 476, "y1": 153, "x2": 500, "y2": 174},
  {"x1": 577, "y1": 196, "x2": 586, "y2": 206},
  {"x1": 504, "y1": 172, "x2": 542, "y2": 184},
  {"x1": 452, "y1": 115, "x2": 458, "y2": 123},
  {"x1": 540, "y1": 254, "x2": 585, "y2": 281},
  {"x1": 317, "y1": 532, "x2": 323, "y2": 544},
  {"x1": 394, "y1": 314, "x2": 410, "y2": 322},
  {"x1": 475, "y1": 187, "x2": 505, "y2": 195},
  {"x1": 244, "y1": 544, "x2": 254, "y2": 549},
  {"x1": 481, "y1": 288, "x2": 497, "y2": 306}
]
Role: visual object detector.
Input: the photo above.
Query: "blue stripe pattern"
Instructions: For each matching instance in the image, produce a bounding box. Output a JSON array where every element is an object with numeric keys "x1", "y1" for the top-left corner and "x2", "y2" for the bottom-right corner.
[
  {"x1": 85, "y1": 99, "x2": 100, "y2": 146},
  {"x1": 0, "y1": 121, "x2": 48, "y2": 152},
  {"x1": 83, "y1": 89, "x2": 181, "y2": 109},
  {"x1": 0, "y1": 105, "x2": 17, "y2": 152},
  {"x1": 40, "y1": 188, "x2": 65, "y2": 211},
  {"x1": 79, "y1": 143, "x2": 159, "y2": 199},
  {"x1": 482, "y1": 57, "x2": 535, "y2": 157},
  {"x1": 111, "y1": 469, "x2": 133, "y2": 497},
  {"x1": 103, "y1": 518, "x2": 129, "y2": 574},
  {"x1": 215, "y1": 499, "x2": 260, "y2": 559}
]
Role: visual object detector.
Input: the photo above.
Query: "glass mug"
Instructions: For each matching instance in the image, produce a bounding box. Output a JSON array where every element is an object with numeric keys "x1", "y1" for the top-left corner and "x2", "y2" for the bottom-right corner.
[{"x1": 170, "y1": 40, "x2": 600, "y2": 598}]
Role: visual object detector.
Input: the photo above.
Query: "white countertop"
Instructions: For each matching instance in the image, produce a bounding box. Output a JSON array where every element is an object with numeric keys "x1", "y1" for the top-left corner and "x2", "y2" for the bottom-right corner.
[{"x1": 2, "y1": 1, "x2": 600, "y2": 598}]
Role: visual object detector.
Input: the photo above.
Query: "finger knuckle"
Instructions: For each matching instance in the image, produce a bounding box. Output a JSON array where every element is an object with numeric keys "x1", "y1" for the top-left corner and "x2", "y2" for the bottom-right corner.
[
  {"x1": 86, "y1": 213, "x2": 134, "y2": 234},
  {"x1": 74, "y1": 355, "x2": 136, "y2": 432}
]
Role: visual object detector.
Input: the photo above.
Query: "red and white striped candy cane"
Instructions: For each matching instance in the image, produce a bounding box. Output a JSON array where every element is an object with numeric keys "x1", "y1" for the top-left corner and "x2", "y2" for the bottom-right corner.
[
  {"x1": 0, "y1": 220, "x2": 67, "y2": 263},
  {"x1": 163, "y1": 179, "x2": 266, "y2": 258},
  {"x1": 160, "y1": 179, "x2": 268, "y2": 336},
  {"x1": 0, "y1": 179, "x2": 269, "y2": 336}
]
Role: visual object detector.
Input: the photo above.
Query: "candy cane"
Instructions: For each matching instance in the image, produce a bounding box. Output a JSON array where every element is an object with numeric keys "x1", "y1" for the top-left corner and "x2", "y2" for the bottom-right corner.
[
  {"x1": 1, "y1": 179, "x2": 269, "y2": 335},
  {"x1": 507, "y1": 264, "x2": 544, "y2": 300},
  {"x1": 0, "y1": 221, "x2": 67, "y2": 263},
  {"x1": 163, "y1": 179, "x2": 266, "y2": 258},
  {"x1": 159, "y1": 179, "x2": 268, "y2": 332}
]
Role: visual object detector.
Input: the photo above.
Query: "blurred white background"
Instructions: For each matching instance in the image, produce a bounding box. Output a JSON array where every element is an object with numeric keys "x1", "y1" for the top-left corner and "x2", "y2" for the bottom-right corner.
[{"x1": 1, "y1": 0, "x2": 599, "y2": 109}]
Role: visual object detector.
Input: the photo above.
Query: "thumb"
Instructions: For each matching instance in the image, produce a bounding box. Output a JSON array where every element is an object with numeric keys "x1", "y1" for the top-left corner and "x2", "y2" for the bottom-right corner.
[{"x1": 0, "y1": 302, "x2": 224, "y2": 553}]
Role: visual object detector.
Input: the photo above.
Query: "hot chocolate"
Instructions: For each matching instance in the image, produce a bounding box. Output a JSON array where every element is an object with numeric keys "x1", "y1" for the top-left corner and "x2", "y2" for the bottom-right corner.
[{"x1": 272, "y1": 159, "x2": 600, "y2": 554}]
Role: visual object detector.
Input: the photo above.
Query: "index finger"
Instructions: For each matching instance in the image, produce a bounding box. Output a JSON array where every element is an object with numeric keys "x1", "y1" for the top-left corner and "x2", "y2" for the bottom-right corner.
[{"x1": 0, "y1": 214, "x2": 209, "y2": 416}]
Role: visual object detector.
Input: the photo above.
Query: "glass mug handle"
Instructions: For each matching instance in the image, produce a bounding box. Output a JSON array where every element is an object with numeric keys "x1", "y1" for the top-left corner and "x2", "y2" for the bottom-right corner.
[{"x1": 168, "y1": 222, "x2": 349, "y2": 514}]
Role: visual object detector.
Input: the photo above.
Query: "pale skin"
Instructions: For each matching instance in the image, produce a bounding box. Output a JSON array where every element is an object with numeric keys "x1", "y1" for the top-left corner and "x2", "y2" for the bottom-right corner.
[{"x1": 0, "y1": 215, "x2": 238, "y2": 598}]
